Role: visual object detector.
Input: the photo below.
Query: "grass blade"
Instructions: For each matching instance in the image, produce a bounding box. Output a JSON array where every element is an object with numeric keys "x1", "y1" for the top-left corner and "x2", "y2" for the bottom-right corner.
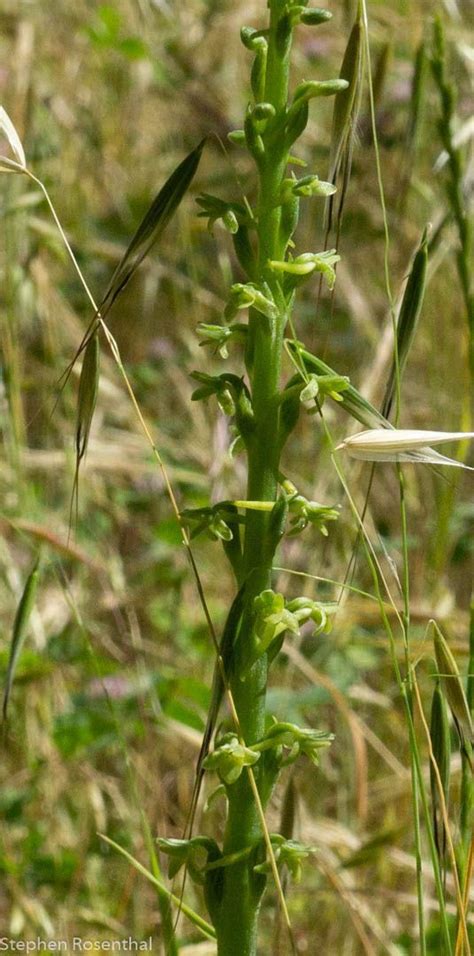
[
  {"x1": 67, "y1": 142, "x2": 204, "y2": 521},
  {"x1": 382, "y1": 228, "x2": 429, "y2": 418},
  {"x1": 57, "y1": 575, "x2": 178, "y2": 955},
  {"x1": 407, "y1": 41, "x2": 427, "y2": 155},
  {"x1": 371, "y1": 41, "x2": 392, "y2": 114},
  {"x1": 2, "y1": 556, "x2": 40, "y2": 720},
  {"x1": 70, "y1": 331, "x2": 100, "y2": 531},
  {"x1": 431, "y1": 16, "x2": 474, "y2": 375},
  {"x1": 98, "y1": 834, "x2": 216, "y2": 940},
  {"x1": 397, "y1": 40, "x2": 428, "y2": 211},
  {"x1": 99, "y1": 138, "x2": 206, "y2": 318},
  {"x1": 432, "y1": 620, "x2": 474, "y2": 753},
  {"x1": 326, "y1": 3, "x2": 364, "y2": 233},
  {"x1": 430, "y1": 680, "x2": 451, "y2": 880},
  {"x1": 76, "y1": 332, "x2": 100, "y2": 463},
  {"x1": 62, "y1": 138, "x2": 206, "y2": 381}
]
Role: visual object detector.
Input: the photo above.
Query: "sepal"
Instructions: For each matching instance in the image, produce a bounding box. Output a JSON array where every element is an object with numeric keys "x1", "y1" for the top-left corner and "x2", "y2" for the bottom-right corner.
[
  {"x1": 240, "y1": 26, "x2": 268, "y2": 51},
  {"x1": 244, "y1": 105, "x2": 265, "y2": 162},
  {"x1": 227, "y1": 129, "x2": 246, "y2": 145}
]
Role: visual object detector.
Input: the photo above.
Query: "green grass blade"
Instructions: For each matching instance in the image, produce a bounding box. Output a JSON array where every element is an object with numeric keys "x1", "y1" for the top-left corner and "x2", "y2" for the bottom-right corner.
[
  {"x1": 397, "y1": 40, "x2": 428, "y2": 211},
  {"x1": 60, "y1": 139, "x2": 205, "y2": 383},
  {"x1": 432, "y1": 620, "x2": 474, "y2": 750},
  {"x1": 326, "y1": 3, "x2": 364, "y2": 233},
  {"x1": 328, "y1": 7, "x2": 363, "y2": 181},
  {"x1": 99, "y1": 139, "x2": 205, "y2": 317},
  {"x1": 76, "y1": 332, "x2": 100, "y2": 463},
  {"x1": 407, "y1": 40, "x2": 427, "y2": 155},
  {"x1": 2, "y1": 556, "x2": 40, "y2": 720},
  {"x1": 430, "y1": 680, "x2": 451, "y2": 878},
  {"x1": 382, "y1": 228, "x2": 428, "y2": 418},
  {"x1": 98, "y1": 834, "x2": 216, "y2": 940},
  {"x1": 63, "y1": 141, "x2": 205, "y2": 522},
  {"x1": 70, "y1": 331, "x2": 101, "y2": 532},
  {"x1": 431, "y1": 16, "x2": 474, "y2": 374}
]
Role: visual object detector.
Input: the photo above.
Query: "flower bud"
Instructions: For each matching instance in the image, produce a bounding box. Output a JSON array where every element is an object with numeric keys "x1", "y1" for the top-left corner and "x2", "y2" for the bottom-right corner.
[
  {"x1": 293, "y1": 78, "x2": 349, "y2": 103},
  {"x1": 287, "y1": 174, "x2": 337, "y2": 198},
  {"x1": 301, "y1": 7, "x2": 332, "y2": 25},
  {"x1": 240, "y1": 26, "x2": 267, "y2": 51},
  {"x1": 228, "y1": 129, "x2": 246, "y2": 145},
  {"x1": 252, "y1": 101, "x2": 276, "y2": 123}
]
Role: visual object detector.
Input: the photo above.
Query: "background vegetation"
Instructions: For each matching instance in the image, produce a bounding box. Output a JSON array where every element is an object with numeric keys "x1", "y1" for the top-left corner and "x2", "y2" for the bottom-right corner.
[{"x1": 0, "y1": 0, "x2": 472, "y2": 952}]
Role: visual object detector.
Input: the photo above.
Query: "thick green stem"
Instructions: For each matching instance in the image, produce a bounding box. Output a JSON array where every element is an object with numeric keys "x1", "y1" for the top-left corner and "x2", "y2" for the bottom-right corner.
[{"x1": 215, "y1": 4, "x2": 292, "y2": 953}]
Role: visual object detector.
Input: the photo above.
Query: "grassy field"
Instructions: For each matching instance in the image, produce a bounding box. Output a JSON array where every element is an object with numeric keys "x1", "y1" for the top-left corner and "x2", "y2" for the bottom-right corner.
[{"x1": 0, "y1": 0, "x2": 472, "y2": 953}]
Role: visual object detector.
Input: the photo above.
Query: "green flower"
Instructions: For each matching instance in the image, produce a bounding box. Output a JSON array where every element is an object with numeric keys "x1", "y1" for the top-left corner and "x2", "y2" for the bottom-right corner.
[{"x1": 203, "y1": 733, "x2": 260, "y2": 785}]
